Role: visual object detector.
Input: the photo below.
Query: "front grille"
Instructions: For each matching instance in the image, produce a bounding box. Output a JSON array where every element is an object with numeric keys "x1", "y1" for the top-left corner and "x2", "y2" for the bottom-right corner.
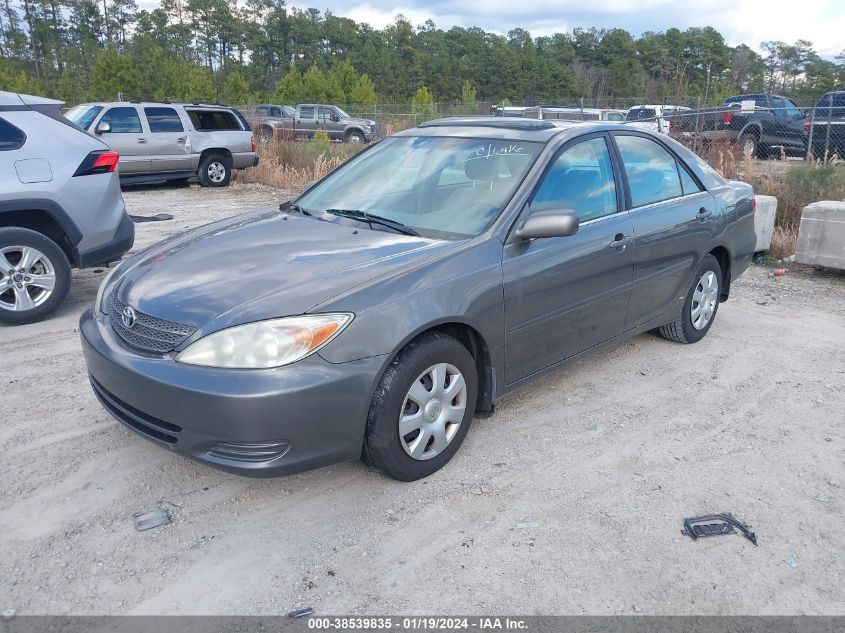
[
  {"x1": 90, "y1": 376, "x2": 182, "y2": 444},
  {"x1": 109, "y1": 297, "x2": 196, "y2": 354}
]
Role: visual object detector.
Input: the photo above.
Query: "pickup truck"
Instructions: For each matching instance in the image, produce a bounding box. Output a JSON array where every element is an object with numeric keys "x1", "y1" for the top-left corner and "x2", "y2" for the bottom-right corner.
[
  {"x1": 625, "y1": 105, "x2": 691, "y2": 135},
  {"x1": 809, "y1": 90, "x2": 845, "y2": 160},
  {"x1": 250, "y1": 103, "x2": 376, "y2": 143},
  {"x1": 673, "y1": 93, "x2": 808, "y2": 158}
]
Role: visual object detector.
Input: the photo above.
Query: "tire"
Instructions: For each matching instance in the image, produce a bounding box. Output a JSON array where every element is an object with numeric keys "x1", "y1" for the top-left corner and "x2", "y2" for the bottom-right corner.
[
  {"x1": 738, "y1": 132, "x2": 762, "y2": 158},
  {"x1": 198, "y1": 153, "x2": 232, "y2": 187},
  {"x1": 658, "y1": 254, "x2": 722, "y2": 344},
  {"x1": 257, "y1": 126, "x2": 274, "y2": 143},
  {"x1": 0, "y1": 227, "x2": 71, "y2": 325},
  {"x1": 344, "y1": 129, "x2": 365, "y2": 144},
  {"x1": 362, "y1": 332, "x2": 478, "y2": 481}
]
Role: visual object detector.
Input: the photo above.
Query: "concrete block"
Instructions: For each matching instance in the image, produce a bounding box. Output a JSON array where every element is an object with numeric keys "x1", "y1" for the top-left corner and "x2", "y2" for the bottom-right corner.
[
  {"x1": 754, "y1": 195, "x2": 777, "y2": 252},
  {"x1": 795, "y1": 201, "x2": 845, "y2": 270}
]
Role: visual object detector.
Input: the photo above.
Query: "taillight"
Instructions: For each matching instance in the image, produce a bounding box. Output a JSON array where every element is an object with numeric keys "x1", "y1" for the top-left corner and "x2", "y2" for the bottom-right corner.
[
  {"x1": 751, "y1": 196, "x2": 757, "y2": 213},
  {"x1": 251, "y1": 135, "x2": 256, "y2": 153},
  {"x1": 723, "y1": 111, "x2": 732, "y2": 125},
  {"x1": 74, "y1": 150, "x2": 119, "y2": 176},
  {"x1": 804, "y1": 117, "x2": 810, "y2": 133}
]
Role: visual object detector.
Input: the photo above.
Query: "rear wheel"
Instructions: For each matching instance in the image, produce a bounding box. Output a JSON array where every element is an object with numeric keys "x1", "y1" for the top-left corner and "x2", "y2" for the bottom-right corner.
[
  {"x1": 738, "y1": 132, "x2": 762, "y2": 158},
  {"x1": 658, "y1": 254, "x2": 722, "y2": 344},
  {"x1": 0, "y1": 227, "x2": 71, "y2": 325},
  {"x1": 198, "y1": 153, "x2": 232, "y2": 187},
  {"x1": 362, "y1": 332, "x2": 477, "y2": 481}
]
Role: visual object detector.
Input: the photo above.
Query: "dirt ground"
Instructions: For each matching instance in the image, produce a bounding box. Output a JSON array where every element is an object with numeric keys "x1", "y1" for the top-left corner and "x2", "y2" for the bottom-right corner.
[{"x1": 1, "y1": 183, "x2": 843, "y2": 616}]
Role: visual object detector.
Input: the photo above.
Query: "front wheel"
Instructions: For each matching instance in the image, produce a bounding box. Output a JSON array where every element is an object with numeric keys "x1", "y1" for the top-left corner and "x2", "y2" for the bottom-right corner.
[
  {"x1": 0, "y1": 227, "x2": 71, "y2": 325},
  {"x1": 362, "y1": 332, "x2": 478, "y2": 481},
  {"x1": 658, "y1": 254, "x2": 722, "y2": 344},
  {"x1": 198, "y1": 154, "x2": 232, "y2": 187},
  {"x1": 345, "y1": 129, "x2": 365, "y2": 144}
]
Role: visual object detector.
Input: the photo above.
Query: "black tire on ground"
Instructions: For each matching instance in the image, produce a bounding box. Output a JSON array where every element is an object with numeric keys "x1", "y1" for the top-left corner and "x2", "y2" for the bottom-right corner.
[
  {"x1": 344, "y1": 129, "x2": 365, "y2": 144},
  {"x1": 361, "y1": 332, "x2": 478, "y2": 481},
  {"x1": 257, "y1": 126, "x2": 274, "y2": 143},
  {"x1": 658, "y1": 254, "x2": 722, "y2": 344},
  {"x1": 0, "y1": 227, "x2": 71, "y2": 326},
  {"x1": 198, "y1": 153, "x2": 232, "y2": 187},
  {"x1": 738, "y1": 132, "x2": 763, "y2": 159}
]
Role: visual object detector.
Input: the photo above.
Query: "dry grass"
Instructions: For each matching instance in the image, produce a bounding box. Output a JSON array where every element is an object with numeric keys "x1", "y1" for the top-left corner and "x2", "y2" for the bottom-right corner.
[
  {"x1": 234, "y1": 137, "x2": 363, "y2": 189},
  {"x1": 768, "y1": 225, "x2": 799, "y2": 260}
]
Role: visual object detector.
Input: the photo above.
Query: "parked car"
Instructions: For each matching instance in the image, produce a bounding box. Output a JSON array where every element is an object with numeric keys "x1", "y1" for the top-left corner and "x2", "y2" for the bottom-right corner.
[
  {"x1": 81, "y1": 117, "x2": 756, "y2": 481},
  {"x1": 625, "y1": 104, "x2": 691, "y2": 134},
  {"x1": 523, "y1": 106, "x2": 627, "y2": 122},
  {"x1": 247, "y1": 104, "x2": 295, "y2": 142},
  {"x1": 64, "y1": 101, "x2": 258, "y2": 187},
  {"x1": 281, "y1": 104, "x2": 377, "y2": 143},
  {"x1": 809, "y1": 90, "x2": 845, "y2": 159},
  {"x1": 673, "y1": 93, "x2": 808, "y2": 158},
  {"x1": 1, "y1": 90, "x2": 133, "y2": 325}
]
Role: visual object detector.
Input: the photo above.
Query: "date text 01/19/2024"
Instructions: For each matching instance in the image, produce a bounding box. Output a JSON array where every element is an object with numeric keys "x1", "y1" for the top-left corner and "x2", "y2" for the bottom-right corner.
[{"x1": 306, "y1": 617, "x2": 528, "y2": 630}]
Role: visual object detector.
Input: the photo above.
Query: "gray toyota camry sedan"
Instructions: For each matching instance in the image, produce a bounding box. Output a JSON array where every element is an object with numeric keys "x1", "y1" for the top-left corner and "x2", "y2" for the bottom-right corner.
[{"x1": 81, "y1": 118, "x2": 756, "y2": 481}]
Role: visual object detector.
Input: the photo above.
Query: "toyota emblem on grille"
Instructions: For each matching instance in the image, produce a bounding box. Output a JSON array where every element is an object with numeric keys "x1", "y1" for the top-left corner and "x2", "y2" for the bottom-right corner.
[{"x1": 121, "y1": 306, "x2": 137, "y2": 329}]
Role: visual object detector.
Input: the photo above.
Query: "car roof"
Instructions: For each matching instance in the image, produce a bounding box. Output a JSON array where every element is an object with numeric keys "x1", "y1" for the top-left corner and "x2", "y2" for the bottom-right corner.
[
  {"x1": 399, "y1": 117, "x2": 620, "y2": 142},
  {"x1": 73, "y1": 101, "x2": 238, "y2": 109}
]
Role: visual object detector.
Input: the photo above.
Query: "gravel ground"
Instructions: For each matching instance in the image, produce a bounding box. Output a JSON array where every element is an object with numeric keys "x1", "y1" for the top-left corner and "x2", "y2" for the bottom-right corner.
[{"x1": 1, "y1": 183, "x2": 843, "y2": 616}]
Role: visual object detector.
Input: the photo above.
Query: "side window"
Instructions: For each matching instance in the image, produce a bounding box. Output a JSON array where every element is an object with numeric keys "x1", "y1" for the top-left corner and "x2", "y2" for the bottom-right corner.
[
  {"x1": 144, "y1": 107, "x2": 184, "y2": 133},
  {"x1": 299, "y1": 106, "x2": 315, "y2": 119},
  {"x1": 615, "y1": 135, "x2": 683, "y2": 207},
  {"x1": 318, "y1": 107, "x2": 334, "y2": 122},
  {"x1": 186, "y1": 109, "x2": 240, "y2": 130},
  {"x1": 99, "y1": 107, "x2": 142, "y2": 133},
  {"x1": 270, "y1": 107, "x2": 282, "y2": 117},
  {"x1": 0, "y1": 117, "x2": 26, "y2": 150},
  {"x1": 530, "y1": 136, "x2": 618, "y2": 223},
  {"x1": 677, "y1": 161, "x2": 703, "y2": 196}
]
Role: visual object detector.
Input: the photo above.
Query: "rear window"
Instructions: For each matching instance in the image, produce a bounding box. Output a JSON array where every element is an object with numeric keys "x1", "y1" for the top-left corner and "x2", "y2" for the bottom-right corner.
[
  {"x1": 0, "y1": 117, "x2": 26, "y2": 150},
  {"x1": 816, "y1": 93, "x2": 845, "y2": 118},
  {"x1": 144, "y1": 107, "x2": 184, "y2": 133},
  {"x1": 626, "y1": 108, "x2": 657, "y2": 121},
  {"x1": 187, "y1": 109, "x2": 242, "y2": 131},
  {"x1": 64, "y1": 105, "x2": 103, "y2": 130}
]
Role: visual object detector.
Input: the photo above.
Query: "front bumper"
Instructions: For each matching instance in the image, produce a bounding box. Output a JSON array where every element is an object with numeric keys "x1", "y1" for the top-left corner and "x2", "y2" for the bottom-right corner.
[{"x1": 80, "y1": 308, "x2": 385, "y2": 477}]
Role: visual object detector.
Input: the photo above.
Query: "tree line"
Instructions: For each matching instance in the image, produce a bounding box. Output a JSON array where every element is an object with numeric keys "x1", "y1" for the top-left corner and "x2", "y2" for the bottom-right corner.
[{"x1": 0, "y1": 0, "x2": 843, "y2": 106}]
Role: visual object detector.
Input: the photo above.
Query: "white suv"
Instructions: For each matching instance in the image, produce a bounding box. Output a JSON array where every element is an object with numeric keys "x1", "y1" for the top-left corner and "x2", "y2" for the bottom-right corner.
[
  {"x1": 65, "y1": 102, "x2": 258, "y2": 187},
  {"x1": 1, "y1": 90, "x2": 133, "y2": 324}
]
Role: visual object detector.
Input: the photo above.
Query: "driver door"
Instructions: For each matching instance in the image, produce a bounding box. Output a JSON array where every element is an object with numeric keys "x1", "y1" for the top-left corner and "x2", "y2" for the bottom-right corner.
[
  {"x1": 92, "y1": 105, "x2": 150, "y2": 174},
  {"x1": 502, "y1": 134, "x2": 634, "y2": 384}
]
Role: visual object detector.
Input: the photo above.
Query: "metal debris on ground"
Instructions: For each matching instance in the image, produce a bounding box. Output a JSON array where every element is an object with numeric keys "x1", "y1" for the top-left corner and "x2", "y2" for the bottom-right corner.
[
  {"x1": 785, "y1": 555, "x2": 798, "y2": 567},
  {"x1": 130, "y1": 213, "x2": 174, "y2": 223},
  {"x1": 681, "y1": 512, "x2": 758, "y2": 545},
  {"x1": 287, "y1": 608, "x2": 315, "y2": 618},
  {"x1": 134, "y1": 508, "x2": 172, "y2": 532}
]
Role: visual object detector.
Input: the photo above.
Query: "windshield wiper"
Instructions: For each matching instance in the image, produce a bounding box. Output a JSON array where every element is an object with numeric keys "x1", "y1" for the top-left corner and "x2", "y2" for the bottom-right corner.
[
  {"x1": 280, "y1": 202, "x2": 312, "y2": 216},
  {"x1": 325, "y1": 209, "x2": 420, "y2": 236}
]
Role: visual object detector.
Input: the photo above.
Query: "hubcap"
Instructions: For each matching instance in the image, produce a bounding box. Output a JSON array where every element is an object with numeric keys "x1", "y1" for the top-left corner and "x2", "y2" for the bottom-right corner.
[
  {"x1": 691, "y1": 270, "x2": 719, "y2": 330},
  {"x1": 0, "y1": 245, "x2": 56, "y2": 313},
  {"x1": 399, "y1": 363, "x2": 467, "y2": 461},
  {"x1": 208, "y1": 162, "x2": 226, "y2": 183}
]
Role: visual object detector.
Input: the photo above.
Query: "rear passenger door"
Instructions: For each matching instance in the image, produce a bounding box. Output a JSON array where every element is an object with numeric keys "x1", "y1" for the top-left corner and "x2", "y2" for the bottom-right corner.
[
  {"x1": 611, "y1": 132, "x2": 717, "y2": 329},
  {"x1": 502, "y1": 134, "x2": 634, "y2": 384},
  {"x1": 297, "y1": 106, "x2": 317, "y2": 137},
  {"x1": 143, "y1": 106, "x2": 192, "y2": 173},
  {"x1": 92, "y1": 106, "x2": 149, "y2": 174}
]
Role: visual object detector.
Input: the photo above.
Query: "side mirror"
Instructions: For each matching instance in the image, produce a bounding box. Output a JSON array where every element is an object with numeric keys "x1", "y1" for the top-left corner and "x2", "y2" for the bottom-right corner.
[
  {"x1": 516, "y1": 209, "x2": 579, "y2": 240},
  {"x1": 95, "y1": 121, "x2": 111, "y2": 134},
  {"x1": 331, "y1": 114, "x2": 341, "y2": 122}
]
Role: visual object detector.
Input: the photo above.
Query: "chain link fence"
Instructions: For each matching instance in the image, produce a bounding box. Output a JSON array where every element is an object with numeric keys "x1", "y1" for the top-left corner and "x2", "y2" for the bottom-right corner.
[{"x1": 242, "y1": 93, "x2": 844, "y2": 161}]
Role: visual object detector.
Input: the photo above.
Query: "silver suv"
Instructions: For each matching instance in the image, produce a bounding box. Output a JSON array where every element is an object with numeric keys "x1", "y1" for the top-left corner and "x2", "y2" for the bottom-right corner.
[
  {"x1": 65, "y1": 102, "x2": 258, "y2": 187},
  {"x1": 1, "y1": 90, "x2": 133, "y2": 325}
]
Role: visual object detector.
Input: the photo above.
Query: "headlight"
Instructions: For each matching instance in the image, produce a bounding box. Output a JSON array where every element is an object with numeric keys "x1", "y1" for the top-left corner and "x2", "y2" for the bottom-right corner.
[
  {"x1": 95, "y1": 266, "x2": 118, "y2": 314},
  {"x1": 175, "y1": 313, "x2": 353, "y2": 369}
]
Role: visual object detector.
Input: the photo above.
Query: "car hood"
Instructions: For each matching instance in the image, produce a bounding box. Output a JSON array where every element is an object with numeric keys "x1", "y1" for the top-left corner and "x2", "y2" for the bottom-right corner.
[
  {"x1": 116, "y1": 208, "x2": 455, "y2": 331},
  {"x1": 346, "y1": 116, "x2": 376, "y2": 127}
]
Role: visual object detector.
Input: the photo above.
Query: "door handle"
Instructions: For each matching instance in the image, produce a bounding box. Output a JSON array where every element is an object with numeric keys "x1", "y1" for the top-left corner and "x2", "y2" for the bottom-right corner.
[
  {"x1": 176, "y1": 137, "x2": 186, "y2": 143},
  {"x1": 609, "y1": 233, "x2": 630, "y2": 251},
  {"x1": 697, "y1": 207, "x2": 712, "y2": 221},
  {"x1": 137, "y1": 138, "x2": 148, "y2": 144}
]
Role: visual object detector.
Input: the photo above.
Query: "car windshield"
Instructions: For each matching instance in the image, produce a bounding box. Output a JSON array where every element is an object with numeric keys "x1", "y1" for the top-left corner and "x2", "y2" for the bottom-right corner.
[
  {"x1": 626, "y1": 108, "x2": 657, "y2": 121},
  {"x1": 334, "y1": 106, "x2": 351, "y2": 119},
  {"x1": 296, "y1": 136, "x2": 542, "y2": 239},
  {"x1": 65, "y1": 105, "x2": 103, "y2": 129}
]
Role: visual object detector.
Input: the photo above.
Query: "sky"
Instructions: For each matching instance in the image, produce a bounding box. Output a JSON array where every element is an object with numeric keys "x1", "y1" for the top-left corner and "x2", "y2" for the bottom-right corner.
[{"x1": 139, "y1": 0, "x2": 845, "y2": 58}]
